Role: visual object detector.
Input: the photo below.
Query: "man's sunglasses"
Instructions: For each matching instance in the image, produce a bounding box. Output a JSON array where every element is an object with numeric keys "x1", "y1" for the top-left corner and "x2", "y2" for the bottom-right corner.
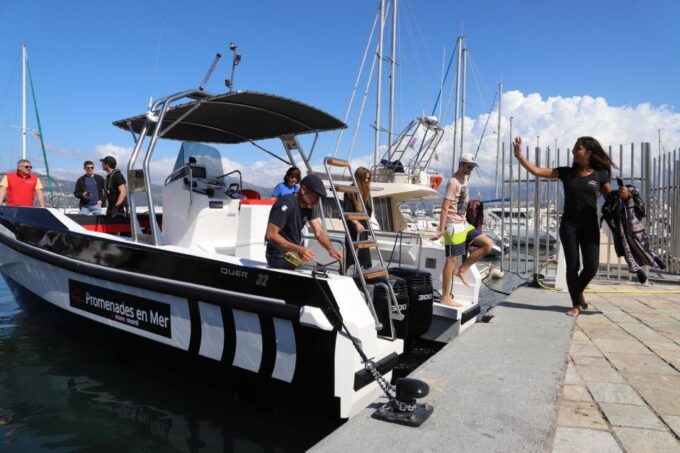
[
  {"x1": 85, "y1": 166, "x2": 94, "y2": 169},
  {"x1": 22, "y1": 165, "x2": 32, "y2": 169}
]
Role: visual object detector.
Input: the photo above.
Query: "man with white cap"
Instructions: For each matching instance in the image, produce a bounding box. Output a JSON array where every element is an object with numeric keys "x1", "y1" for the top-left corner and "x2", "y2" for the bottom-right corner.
[{"x1": 432, "y1": 152, "x2": 492, "y2": 306}]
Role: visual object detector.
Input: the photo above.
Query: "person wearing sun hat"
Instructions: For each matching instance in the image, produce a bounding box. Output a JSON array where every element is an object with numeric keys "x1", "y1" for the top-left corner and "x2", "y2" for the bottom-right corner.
[
  {"x1": 432, "y1": 152, "x2": 493, "y2": 306},
  {"x1": 265, "y1": 174, "x2": 342, "y2": 269}
]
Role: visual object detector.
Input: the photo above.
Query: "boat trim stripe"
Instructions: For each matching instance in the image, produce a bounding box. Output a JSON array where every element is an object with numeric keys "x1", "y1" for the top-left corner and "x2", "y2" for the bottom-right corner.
[
  {"x1": 188, "y1": 299, "x2": 202, "y2": 355},
  {"x1": 258, "y1": 314, "x2": 276, "y2": 378},
  {"x1": 271, "y1": 318, "x2": 296, "y2": 383},
  {"x1": 198, "y1": 301, "x2": 224, "y2": 360},
  {"x1": 221, "y1": 305, "x2": 237, "y2": 365},
  {"x1": 233, "y1": 309, "x2": 262, "y2": 372}
]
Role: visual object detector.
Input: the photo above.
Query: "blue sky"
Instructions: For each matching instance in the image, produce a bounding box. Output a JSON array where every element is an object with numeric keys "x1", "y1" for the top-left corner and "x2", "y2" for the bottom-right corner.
[{"x1": 1, "y1": 0, "x2": 678, "y2": 183}]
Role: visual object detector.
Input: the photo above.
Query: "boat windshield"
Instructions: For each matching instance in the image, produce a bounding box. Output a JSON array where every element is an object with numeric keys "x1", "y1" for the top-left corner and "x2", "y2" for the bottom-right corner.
[{"x1": 172, "y1": 141, "x2": 225, "y2": 179}]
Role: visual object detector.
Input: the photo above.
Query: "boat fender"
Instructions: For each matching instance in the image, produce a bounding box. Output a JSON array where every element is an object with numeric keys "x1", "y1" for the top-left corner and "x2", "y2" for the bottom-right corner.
[
  {"x1": 429, "y1": 175, "x2": 443, "y2": 190},
  {"x1": 489, "y1": 267, "x2": 504, "y2": 279}
]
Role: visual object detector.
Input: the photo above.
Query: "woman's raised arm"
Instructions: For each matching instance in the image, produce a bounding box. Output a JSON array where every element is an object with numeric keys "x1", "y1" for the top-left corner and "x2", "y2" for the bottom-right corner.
[{"x1": 513, "y1": 137, "x2": 558, "y2": 179}]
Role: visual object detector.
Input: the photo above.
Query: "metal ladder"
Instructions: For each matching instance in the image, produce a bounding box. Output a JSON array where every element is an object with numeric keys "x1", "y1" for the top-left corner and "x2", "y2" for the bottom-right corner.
[{"x1": 323, "y1": 157, "x2": 404, "y2": 335}]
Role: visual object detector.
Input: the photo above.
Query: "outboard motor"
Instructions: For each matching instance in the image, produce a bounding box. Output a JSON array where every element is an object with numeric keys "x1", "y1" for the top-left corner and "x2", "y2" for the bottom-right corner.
[
  {"x1": 372, "y1": 276, "x2": 409, "y2": 338},
  {"x1": 388, "y1": 268, "x2": 434, "y2": 339}
]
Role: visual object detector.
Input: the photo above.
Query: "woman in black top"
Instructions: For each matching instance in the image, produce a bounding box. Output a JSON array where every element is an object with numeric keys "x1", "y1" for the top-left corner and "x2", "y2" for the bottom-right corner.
[
  {"x1": 514, "y1": 136, "x2": 629, "y2": 316},
  {"x1": 343, "y1": 167, "x2": 373, "y2": 271}
]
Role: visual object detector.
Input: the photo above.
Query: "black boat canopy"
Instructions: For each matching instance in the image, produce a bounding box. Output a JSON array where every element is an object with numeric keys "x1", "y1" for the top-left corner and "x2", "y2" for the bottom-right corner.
[{"x1": 112, "y1": 91, "x2": 346, "y2": 144}]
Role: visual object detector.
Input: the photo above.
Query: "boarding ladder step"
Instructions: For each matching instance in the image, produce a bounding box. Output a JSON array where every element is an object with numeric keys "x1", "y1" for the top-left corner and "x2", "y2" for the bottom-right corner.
[
  {"x1": 334, "y1": 185, "x2": 360, "y2": 193},
  {"x1": 323, "y1": 156, "x2": 403, "y2": 339},
  {"x1": 326, "y1": 157, "x2": 351, "y2": 168},
  {"x1": 363, "y1": 268, "x2": 389, "y2": 280},
  {"x1": 354, "y1": 240, "x2": 378, "y2": 250},
  {"x1": 345, "y1": 213, "x2": 370, "y2": 221}
]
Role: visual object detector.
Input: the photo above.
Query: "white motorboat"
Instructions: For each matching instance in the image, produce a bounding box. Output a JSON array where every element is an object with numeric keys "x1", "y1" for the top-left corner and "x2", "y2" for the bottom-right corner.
[{"x1": 0, "y1": 87, "x2": 415, "y2": 419}]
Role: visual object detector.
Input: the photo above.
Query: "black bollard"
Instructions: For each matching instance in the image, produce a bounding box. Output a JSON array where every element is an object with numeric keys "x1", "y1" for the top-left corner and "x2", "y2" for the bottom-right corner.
[{"x1": 372, "y1": 377, "x2": 433, "y2": 427}]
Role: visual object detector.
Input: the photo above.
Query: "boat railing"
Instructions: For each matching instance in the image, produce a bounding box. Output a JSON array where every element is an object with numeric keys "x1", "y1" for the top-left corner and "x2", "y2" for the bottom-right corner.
[
  {"x1": 302, "y1": 234, "x2": 346, "y2": 274},
  {"x1": 42, "y1": 175, "x2": 67, "y2": 212},
  {"x1": 325, "y1": 228, "x2": 423, "y2": 269}
]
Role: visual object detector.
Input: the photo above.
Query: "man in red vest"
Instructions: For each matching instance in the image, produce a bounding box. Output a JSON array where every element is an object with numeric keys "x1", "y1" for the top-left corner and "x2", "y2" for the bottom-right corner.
[{"x1": 0, "y1": 159, "x2": 45, "y2": 207}]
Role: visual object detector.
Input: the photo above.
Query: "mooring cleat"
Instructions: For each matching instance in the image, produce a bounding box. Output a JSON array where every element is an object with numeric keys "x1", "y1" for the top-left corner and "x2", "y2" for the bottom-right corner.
[
  {"x1": 373, "y1": 401, "x2": 433, "y2": 427},
  {"x1": 372, "y1": 378, "x2": 433, "y2": 427}
]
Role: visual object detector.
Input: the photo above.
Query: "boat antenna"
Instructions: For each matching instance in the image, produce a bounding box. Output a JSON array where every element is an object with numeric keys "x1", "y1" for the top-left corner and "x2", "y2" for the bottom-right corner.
[
  {"x1": 199, "y1": 52, "x2": 222, "y2": 91},
  {"x1": 225, "y1": 42, "x2": 242, "y2": 92}
]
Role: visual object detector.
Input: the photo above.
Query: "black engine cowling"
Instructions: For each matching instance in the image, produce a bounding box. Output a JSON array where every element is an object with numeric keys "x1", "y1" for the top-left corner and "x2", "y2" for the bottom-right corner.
[
  {"x1": 373, "y1": 275, "x2": 409, "y2": 338},
  {"x1": 388, "y1": 268, "x2": 434, "y2": 339}
]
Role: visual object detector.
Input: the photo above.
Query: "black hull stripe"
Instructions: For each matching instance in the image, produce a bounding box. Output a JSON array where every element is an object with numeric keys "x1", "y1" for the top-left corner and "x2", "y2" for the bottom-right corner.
[
  {"x1": 258, "y1": 314, "x2": 276, "y2": 378},
  {"x1": 462, "y1": 304, "x2": 481, "y2": 324},
  {"x1": 221, "y1": 306, "x2": 236, "y2": 366},
  {"x1": 0, "y1": 233, "x2": 299, "y2": 321},
  {"x1": 188, "y1": 299, "x2": 201, "y2": 355}
]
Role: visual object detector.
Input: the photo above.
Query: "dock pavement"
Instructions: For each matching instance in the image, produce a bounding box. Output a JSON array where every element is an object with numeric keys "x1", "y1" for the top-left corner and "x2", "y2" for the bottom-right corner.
[{"x1": 312, "y1": 282, "x2": 680, "y2": 452}]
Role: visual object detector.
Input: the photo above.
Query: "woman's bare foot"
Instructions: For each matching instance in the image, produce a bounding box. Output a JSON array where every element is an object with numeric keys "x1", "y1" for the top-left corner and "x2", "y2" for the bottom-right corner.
[
  {"x1": 441, "y1": 295, "x2": 463, "y2": 308},
  {"x1": 566, "y1": 307, "x2": 580, "y2": 317},
  {"x1": 454, "y1": 268, "x2": 470, "y2": 287},
  {"x1": 578, "y1": 293, "x2": 588, "y2": 310}
]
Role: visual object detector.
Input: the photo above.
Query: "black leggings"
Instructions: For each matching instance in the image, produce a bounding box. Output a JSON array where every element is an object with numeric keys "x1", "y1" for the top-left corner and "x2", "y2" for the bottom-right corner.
[{"x1": 559, "y1": 218, "x2": 600, "y2": 308}]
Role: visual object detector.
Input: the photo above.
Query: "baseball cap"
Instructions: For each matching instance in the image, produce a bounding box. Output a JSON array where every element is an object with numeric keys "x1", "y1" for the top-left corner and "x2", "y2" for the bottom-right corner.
[
  {"x1": 100, "y1": 156, "x2": 117, "y2": 168},
  {"x1": 300, "y1": 174, "x2": 327, "y2": 197},
  {"x1": 459, "y1": 152, "x2": 478, "y2": 168}
]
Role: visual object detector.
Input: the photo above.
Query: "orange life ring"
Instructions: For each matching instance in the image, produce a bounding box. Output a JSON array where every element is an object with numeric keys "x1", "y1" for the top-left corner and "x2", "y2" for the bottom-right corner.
[{"x1": 430, "y1": 175, "x2": 443, "y2": 190}]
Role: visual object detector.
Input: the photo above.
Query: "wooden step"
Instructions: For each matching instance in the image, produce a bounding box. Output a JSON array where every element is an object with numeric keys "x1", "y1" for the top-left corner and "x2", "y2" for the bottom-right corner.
[
  {"x1": 354, "y1": 240, "x2": 378, "y2": 250},
  {"x1": 334, "y1": 185, "x2": 360, "y2": 193},
  {"x1": 363, "y1": 268, "x2": 388, "y2": 280},
  {"x1": 345, "y1": 213, "x2": 370, "y2": 221},
  {"x1": 325, "y1": 157, "x2": 350, "y2": 167}
]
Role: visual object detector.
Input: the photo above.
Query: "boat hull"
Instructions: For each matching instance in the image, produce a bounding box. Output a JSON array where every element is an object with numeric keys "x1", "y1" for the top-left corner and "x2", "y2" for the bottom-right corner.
[{"x1": 0, "y1": 207, "x2": 401, "y2": 418}]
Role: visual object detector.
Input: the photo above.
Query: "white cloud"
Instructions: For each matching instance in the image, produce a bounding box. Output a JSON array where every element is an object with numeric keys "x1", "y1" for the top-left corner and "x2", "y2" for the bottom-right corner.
[
  {"x1": 40, "y1": 92, "x2": 680, "y2": 193},
  {"x1": 424, "y1": 91, "x2": 680, "y2": 185}
]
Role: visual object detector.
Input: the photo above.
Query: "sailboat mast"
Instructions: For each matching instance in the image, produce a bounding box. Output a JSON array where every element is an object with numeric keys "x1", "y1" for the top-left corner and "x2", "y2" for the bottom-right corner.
[
  {"x1": 388, "y1": 0, "x2": 397, "y2": 154},
  {"x1": 460, "y1": 46, "x2": 467, "y2": 158},
  {"x1": 451, "y1": 36, "x2": 462, "y2": 174},
  {"x1": 495, "y1": 82, "x2": 503, "y2": 197},
  {"x1": 21, "y1": 43, "x2": 27, "y2": 160},
  {"x1": 374, "y1": 0, "x2": 385, "y2": 168}
]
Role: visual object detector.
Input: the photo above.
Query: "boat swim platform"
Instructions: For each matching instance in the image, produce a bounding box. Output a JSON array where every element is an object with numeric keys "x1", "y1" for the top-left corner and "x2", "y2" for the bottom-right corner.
[{"x1": 311, "y1": 282, "x2": 680, "y2": 452}]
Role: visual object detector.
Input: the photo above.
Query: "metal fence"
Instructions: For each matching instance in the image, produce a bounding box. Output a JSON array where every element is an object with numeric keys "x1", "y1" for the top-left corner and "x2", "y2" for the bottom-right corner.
[{"x1": 492, "y1": 142, "x2": 680, "y2": 281}]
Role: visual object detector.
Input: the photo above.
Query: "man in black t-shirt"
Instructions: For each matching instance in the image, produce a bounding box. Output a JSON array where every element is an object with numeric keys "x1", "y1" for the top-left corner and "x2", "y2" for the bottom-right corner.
[
  {"x1": 101, "y1": 155, "x2": 128, "y2": 217},
  {"x1": 265, "y1": 174, "x2": 342, "y2": 269}
]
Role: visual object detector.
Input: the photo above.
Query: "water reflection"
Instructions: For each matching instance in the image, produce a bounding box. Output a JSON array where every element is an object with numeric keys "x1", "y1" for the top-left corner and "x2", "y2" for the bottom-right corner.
[{"x1": 0, "y1": 284, "x2": 340, "y2": 452}]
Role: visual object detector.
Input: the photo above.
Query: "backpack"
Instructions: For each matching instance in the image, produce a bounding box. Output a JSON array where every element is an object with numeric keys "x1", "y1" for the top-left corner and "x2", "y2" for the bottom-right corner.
[{"x1": 466, "y1": 199, "x2": 484, "y2": 228}]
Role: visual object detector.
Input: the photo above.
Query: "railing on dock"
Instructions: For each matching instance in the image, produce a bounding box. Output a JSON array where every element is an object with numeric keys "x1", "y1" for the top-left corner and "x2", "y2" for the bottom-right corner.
[{"x1": 495, "y1": 142, "x2": 680, "y2": 283}]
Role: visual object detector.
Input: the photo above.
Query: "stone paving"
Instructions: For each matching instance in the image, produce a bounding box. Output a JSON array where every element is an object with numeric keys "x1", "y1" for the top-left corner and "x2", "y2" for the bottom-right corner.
[{"x1": 552, "y1": 282, "x2": 680, "y2": 452}]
